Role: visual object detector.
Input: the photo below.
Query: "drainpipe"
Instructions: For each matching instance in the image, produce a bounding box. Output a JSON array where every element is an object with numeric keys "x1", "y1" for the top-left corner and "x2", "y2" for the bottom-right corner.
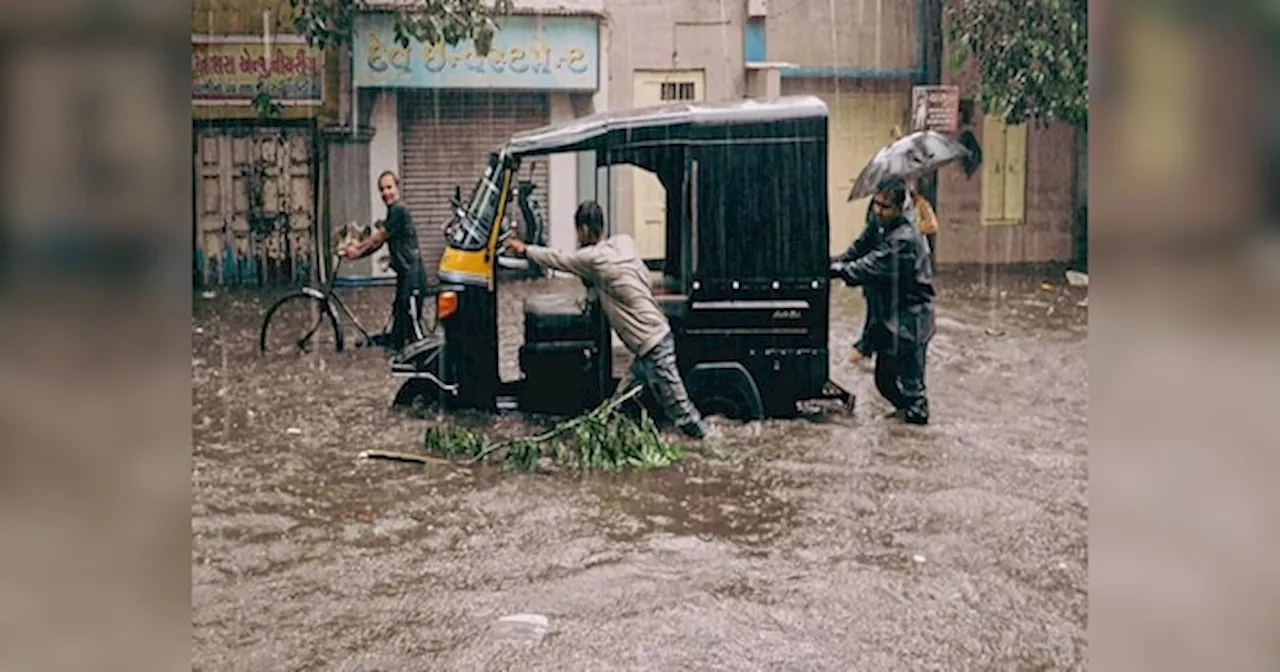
[
  {"x1": 916, "y1": 0, "x2": 929, "y2": 86},
  {"x1": 350, "y1": 44, "x2": 359, "y2": 138},
  {"x1": 918, "y1": 0, "x2": 942, "y2": 203},
  {"x1": 916, "y1": 0, "x2": 942, "y2": 268}
]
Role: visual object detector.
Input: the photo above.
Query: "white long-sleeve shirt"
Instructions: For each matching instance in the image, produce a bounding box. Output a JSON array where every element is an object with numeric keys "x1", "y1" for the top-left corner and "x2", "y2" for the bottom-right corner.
[{"x1": 524, "y1": 234, "x2": 671, "y2": 357}]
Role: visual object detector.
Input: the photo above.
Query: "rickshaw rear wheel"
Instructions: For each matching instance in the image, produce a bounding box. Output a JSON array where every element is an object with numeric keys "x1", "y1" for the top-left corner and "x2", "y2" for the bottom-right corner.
[
  {"x1": 691, "y1": 388, "x2": 756, "y2": 422},
  {"x1": 392, "y1": 379, "x2": 441, "y2": 418}
]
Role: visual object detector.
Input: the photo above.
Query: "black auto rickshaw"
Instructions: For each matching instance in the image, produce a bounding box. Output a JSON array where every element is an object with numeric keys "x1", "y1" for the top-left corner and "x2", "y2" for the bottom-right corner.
[{"x1": 392, "y1": 94, "x2": 853, "y2": 421}]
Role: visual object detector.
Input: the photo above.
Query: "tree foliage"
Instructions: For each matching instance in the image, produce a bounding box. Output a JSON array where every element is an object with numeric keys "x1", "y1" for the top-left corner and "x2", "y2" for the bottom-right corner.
[
  {"x1": 945, "y1": 0, "x2": 1088, "y2": 128},
  {"x1": 287, "y1": 0, "x2": 513, "y2": 55}
]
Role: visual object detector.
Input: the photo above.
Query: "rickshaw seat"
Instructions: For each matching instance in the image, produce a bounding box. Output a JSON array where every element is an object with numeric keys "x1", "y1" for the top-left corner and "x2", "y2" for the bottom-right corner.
[{"x1": 524, "y1": 293, "x2": 593, "y2": 343}]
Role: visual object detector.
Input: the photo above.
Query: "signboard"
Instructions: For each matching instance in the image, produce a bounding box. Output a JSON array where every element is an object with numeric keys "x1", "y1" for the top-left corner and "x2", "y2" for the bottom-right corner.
[
  {"x1": 192, "y1": 37, "x2": 323, "y2": 105},
  {"x1": 910, "y1": 85, "x2": 961, "y2": 133},
  {"x1": 353, "y1": 14, "x2": 599, "y2": 91}
]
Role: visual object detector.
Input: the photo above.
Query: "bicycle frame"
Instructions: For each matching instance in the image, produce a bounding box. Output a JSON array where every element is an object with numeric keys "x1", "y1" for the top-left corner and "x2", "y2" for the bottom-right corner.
[
  {"x1": 325, "y1": 254, "x2": 441, "y2": 346},
  {"x1": 325, "y1": 257, "x2": 393, "y2": 346}
]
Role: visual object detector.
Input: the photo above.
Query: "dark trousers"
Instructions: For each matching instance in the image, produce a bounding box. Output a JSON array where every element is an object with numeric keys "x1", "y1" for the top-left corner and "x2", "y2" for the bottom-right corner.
[
  {"x1": 854, "y1": 312, "x2": 874, "y2": 356},
  {"x1": 614, "y1": 333, "x2": 703, "y2": 429},
  {"x1": 390, "y1": 267, "x2": 429, "y2": 350},
  {"x1": 874, "y1": 341, "x2": 929, "y2": 423}
]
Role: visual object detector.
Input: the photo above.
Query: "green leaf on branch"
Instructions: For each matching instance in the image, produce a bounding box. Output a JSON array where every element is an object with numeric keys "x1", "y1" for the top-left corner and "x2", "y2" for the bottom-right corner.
[
  {"x1": 945, "y1": 0, "x2": 1087, "y2": 128},
  {"x1": 361, "y1": 386, "x2": 684, "y2": 471},
  {"x1": 288, "y1": 0, "x2": 513, "y2": 55},
  {"x1": 251, "y1": 85, "x2": 284, "y2": 118}
]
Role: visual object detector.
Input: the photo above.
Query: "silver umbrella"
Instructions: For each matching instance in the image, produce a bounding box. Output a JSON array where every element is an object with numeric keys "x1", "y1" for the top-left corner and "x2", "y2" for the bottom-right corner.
[{"x1": 847, "y1": 130, "x2": 972, "y2": 201}]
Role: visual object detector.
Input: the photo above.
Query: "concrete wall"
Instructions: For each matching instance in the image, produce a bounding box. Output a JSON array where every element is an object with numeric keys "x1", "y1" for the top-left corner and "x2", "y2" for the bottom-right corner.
[
  {"x1": 767, "y1": 0, "x2": 919, "y2": 72},
  {"x1": 364, "y1": 91, "x2": 399, "y2": 278},
  {"x1": 547, "y1": 94, "x2": 580, "y2": 253},
  {"x1": 935, "y1": 34, "x2": 1077, "y2": 264},
  {"x1": 604, "y1": 0, "x2": 747, "y2": 237}
]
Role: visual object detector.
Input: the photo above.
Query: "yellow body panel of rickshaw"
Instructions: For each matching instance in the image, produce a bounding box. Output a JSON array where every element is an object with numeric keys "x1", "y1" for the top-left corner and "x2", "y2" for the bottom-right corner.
[{"x1": 436, "y1": 168, "x2": 514, "y2": 290}]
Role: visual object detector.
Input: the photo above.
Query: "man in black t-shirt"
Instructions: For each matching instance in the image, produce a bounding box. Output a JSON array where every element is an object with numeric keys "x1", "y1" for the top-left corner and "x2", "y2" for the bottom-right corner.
[{"x1": 341, "y1": 170, "x2": 431, "y2": 360}]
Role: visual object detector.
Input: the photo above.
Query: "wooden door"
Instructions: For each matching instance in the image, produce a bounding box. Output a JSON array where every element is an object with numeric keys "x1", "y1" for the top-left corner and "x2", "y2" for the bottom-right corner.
[
  {"x1": 980, "y1": 115, "x2": 1028, "y2": 226},
  {"x1": 193, "y1": 126, "x2": 315, "y2": 286}
]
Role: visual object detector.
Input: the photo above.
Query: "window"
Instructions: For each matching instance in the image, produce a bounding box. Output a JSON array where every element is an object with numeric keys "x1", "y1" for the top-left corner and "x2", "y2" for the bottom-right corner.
[
  {"x1": 981, "y1": 115, "x2": 1028, "y2": 226},
  {"x1": 660, "y1": 81, "x2": 696, "y2": 101}
]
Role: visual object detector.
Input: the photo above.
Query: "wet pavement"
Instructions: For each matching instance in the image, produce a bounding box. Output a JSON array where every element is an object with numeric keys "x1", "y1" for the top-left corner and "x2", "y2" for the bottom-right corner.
[{"x1": 193, "y1": 267, "x2": 1087, "y2": 671}]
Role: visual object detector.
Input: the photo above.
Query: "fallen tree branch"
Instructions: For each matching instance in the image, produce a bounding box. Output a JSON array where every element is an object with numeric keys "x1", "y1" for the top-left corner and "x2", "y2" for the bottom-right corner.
[
  {"x1": 413, "y1": 385, "x2": 681, "y2": 471},
  {"x1": 358, "y1": 449, "x2": 451, "y2": 465},
  {"x1": 467, "y1": 384, "x2": 646, "y2": 464}
]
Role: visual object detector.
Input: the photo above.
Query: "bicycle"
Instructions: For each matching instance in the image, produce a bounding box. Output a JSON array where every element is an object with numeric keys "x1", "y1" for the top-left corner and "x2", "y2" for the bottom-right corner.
[
  {"x1": 260, "y1": 178, "x2": 540, "y2": 357},
  {"x1": 258, "y1": 254, "x2": 439, "y2": 355}
]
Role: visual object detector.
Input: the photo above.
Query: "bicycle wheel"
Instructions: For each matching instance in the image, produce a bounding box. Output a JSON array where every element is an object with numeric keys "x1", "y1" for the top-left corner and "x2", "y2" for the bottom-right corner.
[{"x1": 259, "y1": 291, "x2": 346, "y2": 354}]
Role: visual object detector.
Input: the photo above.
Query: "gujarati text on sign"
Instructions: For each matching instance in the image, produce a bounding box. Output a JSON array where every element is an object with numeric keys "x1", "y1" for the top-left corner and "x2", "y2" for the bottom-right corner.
[
  {"x1": 353, "y1": 15, "x2": 599, "y2": 91},
  {"x1": 910, "y1": 85, "x2": 961, "y2": 134},
  {"x1": 193, "y1": 38, "x2": 323, "y2": 105}
]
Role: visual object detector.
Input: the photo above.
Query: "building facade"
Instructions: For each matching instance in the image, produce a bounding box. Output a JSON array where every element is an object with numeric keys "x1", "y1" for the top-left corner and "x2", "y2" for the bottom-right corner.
[
  {"x1": 191, "y1": 0, "x2": 326, "y2": 287},
  {"x1": 328, "y1": 0, "x2": 605, "y2": 284},
  {"x1": 602, "y1": 0, "x2": 748, "y2": 260},
  {"x1": 933, "y1": 28, "x2": 1082, "y2": 265},
  {"x1": 893, "y1": 0, "x2": 1088, "y2": 266},
  {"x1": 310, "y1": 0, "x2": 1085, "y2": 280},
  {"x1": 761, "y1": 0, "x2": 922, "y2": 257}
]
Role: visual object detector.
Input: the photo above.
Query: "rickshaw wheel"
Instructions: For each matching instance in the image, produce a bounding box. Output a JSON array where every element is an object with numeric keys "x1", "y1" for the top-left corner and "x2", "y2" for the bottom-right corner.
[
  {"x1": 392, "y1": 379, "x2": 440, "y2": 418},
  {"x1": 692, "y1": 389, "x2": 754, "y2": 422}
]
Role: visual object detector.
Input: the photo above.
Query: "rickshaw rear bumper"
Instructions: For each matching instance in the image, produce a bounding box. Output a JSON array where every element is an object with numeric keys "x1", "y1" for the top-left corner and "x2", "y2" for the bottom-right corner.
[
  {"x1": 818, "y1": 379, "x2": 856, "y2": 412},
  {"x1": 389, "y1": 336, "x2": 457, "y2": 396}
]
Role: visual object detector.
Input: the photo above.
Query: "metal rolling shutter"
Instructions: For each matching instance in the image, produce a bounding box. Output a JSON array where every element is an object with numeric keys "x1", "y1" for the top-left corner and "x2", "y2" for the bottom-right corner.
[{"x1": 399, "y1": 90, "x2": 551, "y2": 279}]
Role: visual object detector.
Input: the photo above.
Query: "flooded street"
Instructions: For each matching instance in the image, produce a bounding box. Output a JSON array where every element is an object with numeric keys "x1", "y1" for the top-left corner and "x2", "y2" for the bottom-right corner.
[{"x1": 192, "y1": 268, "x2": 1087, "y2": 671}]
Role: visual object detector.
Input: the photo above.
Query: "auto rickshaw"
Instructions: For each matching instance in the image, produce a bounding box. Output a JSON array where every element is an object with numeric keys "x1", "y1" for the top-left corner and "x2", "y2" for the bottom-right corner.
[{"x1": 392, "y1": 94, "x2": 854, "y2": 421}]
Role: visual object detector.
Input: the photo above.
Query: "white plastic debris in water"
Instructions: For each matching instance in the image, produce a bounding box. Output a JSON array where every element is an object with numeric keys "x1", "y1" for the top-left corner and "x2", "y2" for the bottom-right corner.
[
  {"x1": 494, "y1": 613, "x2": 550, "y2": 643},
  {"x1": 286, "y1": 427, "x2": 302, "y2": 435},
  {"x1": 1065, "y1": 270, "x2": 1088, "y2": 287},
  {"x1": 201, "y1": 291, "x2": 217, "y2": 299}
]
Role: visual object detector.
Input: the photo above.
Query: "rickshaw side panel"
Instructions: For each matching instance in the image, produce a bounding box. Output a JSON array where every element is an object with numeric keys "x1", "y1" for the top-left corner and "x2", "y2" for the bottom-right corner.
[
  {"x1": 440, "y1": 283, "x2": 500, "y2": 412},
  {"x1": 676, "y1": 119, "x2": 832, "y2": 411}
]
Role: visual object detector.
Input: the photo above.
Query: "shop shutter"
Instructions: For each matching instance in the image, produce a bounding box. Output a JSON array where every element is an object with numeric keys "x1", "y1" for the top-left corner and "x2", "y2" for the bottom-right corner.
[{"x1": 399, "y1": 90, "x2": 551, "y2": 279}]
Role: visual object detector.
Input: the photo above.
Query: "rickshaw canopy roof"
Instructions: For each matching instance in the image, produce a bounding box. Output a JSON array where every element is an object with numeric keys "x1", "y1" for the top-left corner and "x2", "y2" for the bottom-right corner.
[{"x1": 502, "y1": 95, "x2": 829, "y2": 158}]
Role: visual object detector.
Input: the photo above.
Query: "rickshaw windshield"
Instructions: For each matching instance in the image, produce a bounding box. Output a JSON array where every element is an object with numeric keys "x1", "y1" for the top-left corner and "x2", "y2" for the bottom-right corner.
[{"x1": 445, "y1": 153, "x2": 505, "y2": 252}]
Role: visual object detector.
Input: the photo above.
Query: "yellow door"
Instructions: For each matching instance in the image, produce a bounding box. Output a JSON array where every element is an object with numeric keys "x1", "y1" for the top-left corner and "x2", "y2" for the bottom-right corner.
[
  {"x1": 981, "y1": 115, "x2": 1027, "y2": 226},
  {"x1": 822, "y1": 91, "x2": 907, "y2": 256},
  {"x1": 631, "y1": 70, "x2": 705, "y2": 261}
]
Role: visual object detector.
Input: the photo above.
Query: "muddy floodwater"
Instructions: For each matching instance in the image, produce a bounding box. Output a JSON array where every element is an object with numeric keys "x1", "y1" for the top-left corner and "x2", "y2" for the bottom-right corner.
[{"x1": 193, "y1": 266, "x2": 1087, "y2": 671}]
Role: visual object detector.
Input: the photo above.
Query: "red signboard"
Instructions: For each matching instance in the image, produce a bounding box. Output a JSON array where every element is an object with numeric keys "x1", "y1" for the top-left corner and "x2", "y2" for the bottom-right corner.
[{"x1": 192, "y1": 37, "x2": 323, "y2": 105}]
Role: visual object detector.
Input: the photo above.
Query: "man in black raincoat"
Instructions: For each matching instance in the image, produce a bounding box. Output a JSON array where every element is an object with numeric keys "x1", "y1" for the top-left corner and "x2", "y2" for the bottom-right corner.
[{"x1": 830, "y1": 176, "x2": 935, "y2": 425}]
